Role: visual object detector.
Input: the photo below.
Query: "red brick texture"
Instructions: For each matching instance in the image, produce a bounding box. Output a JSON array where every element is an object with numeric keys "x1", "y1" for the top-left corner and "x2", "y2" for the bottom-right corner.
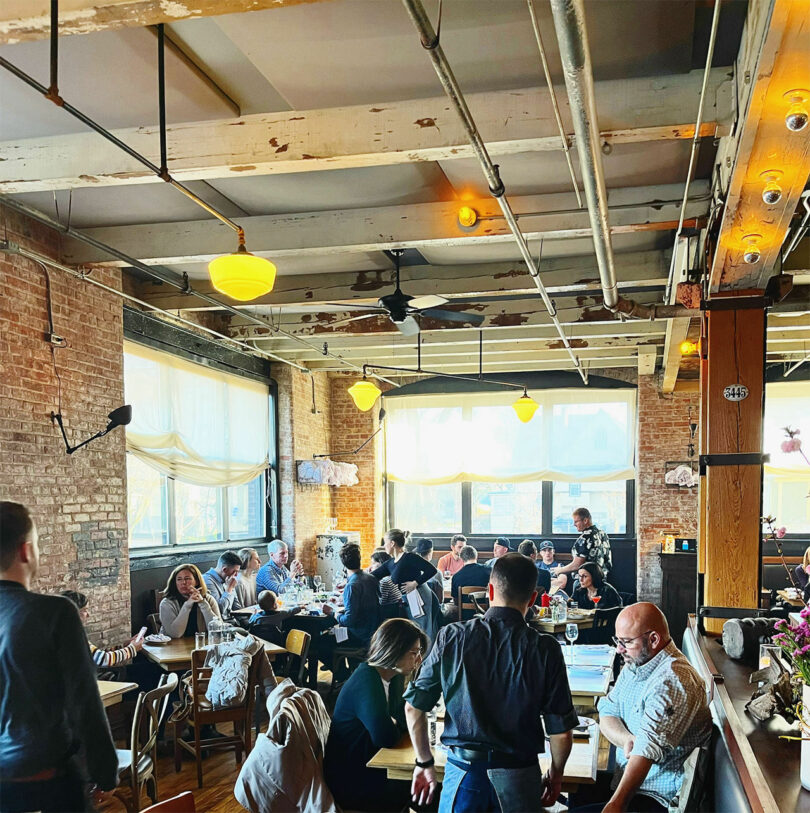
[
  {"x1": 636, "y1": 376, "x2": 699, "y2": 602},
  {"x1": 0, "y1": 207, "x2": 131, "y2": 646}
]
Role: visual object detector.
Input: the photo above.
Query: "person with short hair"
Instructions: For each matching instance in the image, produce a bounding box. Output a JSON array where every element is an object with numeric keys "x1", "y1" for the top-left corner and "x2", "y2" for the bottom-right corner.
[
  {"x1": 247, "y1": 590, "x2": 293, "y2": 647},
  {"x1": 450, "y1": 546, "x2": 491, "y2": 617},
  {"x1": 256, "y1": 539, "x2": 304, "y2": 595},
  {"x1": 517, "y1": 539, "x2": 536, "y2": 559},
  {"x1": 61, "y1": 590, "x2": 145, "y2": 668},
  {"x1": 484, "y1": 536, "x2": 511, "y2": 569},
  {"x1": 552, "y1": 507, "x2": 612, "y2": 581},
  {"x1": 415, "y1": 538, "x2": 445, "y2": 604},
  {"x1": 536, "y1": 540, "x2": 570, "y2": 594},
  {"x1": 0, "y1": 502, "x2": 118, "y2": 811},
  {"x1": 370, "y1": 529, "x2": 437, "y2": 595},
  {"x1": 323, "y1": 543, "x2": 381, "y2": 647},
  {"x1": 203, "y1": 550, "x2": 243, "y2": 620},
  {"x1": 404, "y1": 553, "x2": 577, "y2": 812},
  {"x1": 236, "y1": 547, "x2": 262, "y2": 607},
  {"x1": 437, "y1": 534, "x2": 467, "y2": 577},
  {"x1": 570, "y1": 562, "x2": 622, "y2": 610},
  {"x1": 159, "y1": 563, "x2": 221, "y2": 638},
  {"x1": 325, "y1": 619, "x2": 428, "y2": 812},
  {"x1": 590, "y1": 603, "x2": 711, "y2": 812}
]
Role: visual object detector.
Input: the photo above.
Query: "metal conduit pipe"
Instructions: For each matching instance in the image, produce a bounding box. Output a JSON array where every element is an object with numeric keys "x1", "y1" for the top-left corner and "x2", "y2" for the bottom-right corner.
[
  {"x1": 548, "y1": 0, "x2": 617, "y2": 310},
  {"x1": 401, "y1": 0, "x2": 588, "y2": 384},
  {"x1": 0, "y1": 194, "x2": 396, "y2": 385},
  {"x1": 0, "y1": 240, "x2": 309, "y2": 372}
]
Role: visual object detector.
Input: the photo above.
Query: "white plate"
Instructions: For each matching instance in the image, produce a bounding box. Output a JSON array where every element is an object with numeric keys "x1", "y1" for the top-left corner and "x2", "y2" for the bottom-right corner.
[{"x1": 144, "y1": 634, "x2": 171, "y2": 645}]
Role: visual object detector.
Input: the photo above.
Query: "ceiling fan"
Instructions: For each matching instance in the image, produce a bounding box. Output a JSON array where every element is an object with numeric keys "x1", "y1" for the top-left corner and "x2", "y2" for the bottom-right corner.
[{"x1": 329, "y1": 250, "x2": 485, "y2": 336}]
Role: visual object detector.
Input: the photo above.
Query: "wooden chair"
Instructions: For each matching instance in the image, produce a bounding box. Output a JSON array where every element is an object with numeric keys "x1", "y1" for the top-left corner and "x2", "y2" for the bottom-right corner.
[
  {"x1": 328, "y1": 643, "x2": 367, "y2": 697},
  {"x1": 588, "y1": 605, "x2": 623, "y2": 645},
  {"x1": 457, "y1": 585, "x2": 489, "y2": 621},
  {"x1": 275, "y1": 628, "x2": 312, "y2": 687},
  {"x1": 141, "y1": 792, "x2": 195, "y2": 813},
  {"x1": 173, "y1": 647, "x2": 263, "y2": 788},
  {"x1": 114, "y1": 672, "x2": 179, "y2": 813},
  {"x1": 147, "y1": 613, "x2": 161, "y2": 635}
]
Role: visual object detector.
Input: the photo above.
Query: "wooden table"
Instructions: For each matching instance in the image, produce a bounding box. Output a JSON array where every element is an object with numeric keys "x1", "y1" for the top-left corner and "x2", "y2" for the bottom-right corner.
[
  {"x1": 142, "y1": 637, "x2": 287, "y2": 671},
  {"x1": 534, "y1": 612, "x2": 595, "y2": 635},
  {"x1": 368, "y1": 725, "x2": 605, "y2": 791},
  {"x1": 777, "y1": 589, "x2": 805, "y2": 608},
  {"x1": 98, "y1": 679, "x2": 138, "y2": 708}
]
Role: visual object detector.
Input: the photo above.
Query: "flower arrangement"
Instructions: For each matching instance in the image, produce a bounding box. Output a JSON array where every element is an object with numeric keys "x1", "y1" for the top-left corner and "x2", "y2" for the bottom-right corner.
[{"x1": 774, "y1": 610, "x2": 810, "y2": 686}]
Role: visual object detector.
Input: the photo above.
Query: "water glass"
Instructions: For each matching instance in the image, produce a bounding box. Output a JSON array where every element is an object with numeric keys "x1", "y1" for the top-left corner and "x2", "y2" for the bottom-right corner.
[
  {"x1": 194, "y1": 632, "x2": 206, "y2": 650},
  {"x1": 313, "y1": 575, "x2": 323, "y2": 592},
  {"x1": 223, "y1": 628, "x2": 235, "y2": 643},
  {"x1": 565, "y1": 622, "x2": 579, "y2": 664}
]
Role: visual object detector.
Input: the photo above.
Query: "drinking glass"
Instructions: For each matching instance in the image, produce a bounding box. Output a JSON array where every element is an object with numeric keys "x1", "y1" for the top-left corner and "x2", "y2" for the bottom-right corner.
[
  {"x1": 592, "y1": 595, "x2": 602, "y2": 608},
  {"x1": 313, "y1": 574, "x2": 323, "y2": 592},
  {"x1": 194, "y1": 632, "x2": 207, "y2": 650},
  {"x1": 565, "y1": 622, "x2": 579, "y2": 664}
]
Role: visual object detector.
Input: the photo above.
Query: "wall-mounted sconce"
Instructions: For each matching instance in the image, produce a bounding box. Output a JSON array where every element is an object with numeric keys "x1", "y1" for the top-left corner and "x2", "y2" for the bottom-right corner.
[
  {"x1": 51, "y1": 405, "x2": 132, "y2": 454},
  {"x1": 760, "y1": 170, "x2": 783, "y2": 205},
  {"x1": 784, "y1": 89, "x2": 809, "y2": 132},
  {"x1": 741, "y1": 233, "x2": 762, "y2": 264}
]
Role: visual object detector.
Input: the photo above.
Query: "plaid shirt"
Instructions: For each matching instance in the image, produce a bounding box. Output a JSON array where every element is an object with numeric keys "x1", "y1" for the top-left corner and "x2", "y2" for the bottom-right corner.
[{"x1": 597, "y1": 641, "x2": 711, "y2": 805}]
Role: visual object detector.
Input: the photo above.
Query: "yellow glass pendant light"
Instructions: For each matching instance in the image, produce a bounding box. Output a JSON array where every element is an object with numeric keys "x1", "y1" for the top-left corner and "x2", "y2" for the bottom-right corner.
[
  {"x1": 348, "y1": 377, "x2": 382, "y2": 412},
  {"x1": 208, "y1": 243, "x2": 277, "y2": 302},
  {"x1": 512, "y1": 389, "x2": 539, "y2": 423}
]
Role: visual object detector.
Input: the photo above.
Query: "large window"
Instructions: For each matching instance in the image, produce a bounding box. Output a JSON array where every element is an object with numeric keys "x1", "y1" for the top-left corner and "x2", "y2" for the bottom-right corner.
[
  {"x1": 386, "y1": 388, "x2": 635, "y2": 537},
  {"x1": 764, "y1": 381, "x2": 810, "y2": 535},
  {"x1": 124, "y1": 341, "x2": 271, "y2": 549}
]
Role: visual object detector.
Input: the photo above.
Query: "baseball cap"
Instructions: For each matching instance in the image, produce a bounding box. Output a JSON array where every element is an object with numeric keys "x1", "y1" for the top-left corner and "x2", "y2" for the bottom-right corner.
[
  {"x1": 415, "y1": 538, "x2": 434, "y2": 555},
  {"x1": 538, "y1": 540, "x2": 555, "y2": 551},
  {"x1": 495, "y1": 537, "x2": 520, "y2": 552}
]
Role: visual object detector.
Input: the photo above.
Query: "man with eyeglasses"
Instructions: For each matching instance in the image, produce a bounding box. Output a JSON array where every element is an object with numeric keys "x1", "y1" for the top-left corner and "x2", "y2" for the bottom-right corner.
[{"x1": 583, "y1": 603, "x2": 711, "y2": 812}]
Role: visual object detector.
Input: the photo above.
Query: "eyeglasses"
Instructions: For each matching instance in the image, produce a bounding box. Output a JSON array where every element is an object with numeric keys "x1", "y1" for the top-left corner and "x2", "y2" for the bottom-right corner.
[{"x1": 612, "y1": 631, "x2": 653, "y2": 649}]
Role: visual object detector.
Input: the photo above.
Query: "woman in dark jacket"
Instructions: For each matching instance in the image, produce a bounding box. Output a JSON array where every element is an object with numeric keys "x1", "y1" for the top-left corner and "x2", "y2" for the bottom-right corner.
[
  {"x1": 571, "y1": 562, "x2": 623, "y2": 610},
  {"x1": 324, "y1": 619, "x2": 428, "y2": 812},
  {"x1": 370, "y1": 528, "x2": 437, "y2": 594}
]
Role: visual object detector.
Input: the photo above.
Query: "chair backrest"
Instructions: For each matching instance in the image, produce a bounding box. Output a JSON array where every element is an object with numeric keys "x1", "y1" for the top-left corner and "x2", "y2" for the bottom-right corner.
[
  {"x1": 591, "y1": 606, "x2": 623, "y2": 645},
  {"x1": 128, "y1": 672, "x2": 179, "y2": 776},
  {"x1": 153, "y1": 588, "x2": 167, "y2": 613},
  {"x1": 190, "y1": 645, "x2": 265, "y2": 716},
  {"x1": 283, "y1": 629, "x2": 312, "y2": 685},
  {"x1": 457, "y1": 585, "x2": 489, "y2": 621},
  {"x1": 141, "y1": 791, "x2": 196, "y2": 813},
  {"x1": 147, "y1": 613, "x2": 161, "y2": 635}
]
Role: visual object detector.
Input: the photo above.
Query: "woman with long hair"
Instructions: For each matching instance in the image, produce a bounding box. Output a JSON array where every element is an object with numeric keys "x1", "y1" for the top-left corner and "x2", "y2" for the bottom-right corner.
[
  {"x1": 570, "y1": 562, "x2": 622, "y2": 610},
  {"x1": 159, "y1": 563, "x2": 221, "y2": 638},
  {"x1": 325, "y1": 619, "x2": 428, "y2": 812},
  {"x1": 370, "y1": 529, "x2": 437, "y2": 595},
  {"x1": 236, "y1": 547, "x2": 262, "y2": 607}
]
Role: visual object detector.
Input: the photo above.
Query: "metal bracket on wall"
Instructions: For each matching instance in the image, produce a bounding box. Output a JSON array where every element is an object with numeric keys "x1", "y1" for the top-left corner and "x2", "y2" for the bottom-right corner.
[{"x1": 698, "y1": 452, "x2": 769, "y2": 476}]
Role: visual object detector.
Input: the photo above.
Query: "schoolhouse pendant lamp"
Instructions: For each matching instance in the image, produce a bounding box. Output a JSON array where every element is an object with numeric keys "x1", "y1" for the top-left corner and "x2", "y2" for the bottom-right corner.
[
  {"x1": 348, "y1": 376, "x2": 383, "y2": 412},
  {"x1": 511, "y1": 389, "x2": 539, "y2": 423},
  {"x1": 208, "y1": 238, "x2": 277, "y2": 302}
]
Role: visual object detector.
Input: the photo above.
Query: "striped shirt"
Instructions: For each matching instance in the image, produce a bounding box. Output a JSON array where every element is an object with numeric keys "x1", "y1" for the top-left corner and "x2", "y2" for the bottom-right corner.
[{"x1": 89, "y1": 641, "x2": 137, "y2": 668}]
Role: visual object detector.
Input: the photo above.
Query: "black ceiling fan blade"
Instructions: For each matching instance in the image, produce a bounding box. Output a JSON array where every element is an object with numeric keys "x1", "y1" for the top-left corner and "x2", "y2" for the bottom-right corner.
[{"x1": 419, "y1": 307, "x2": 485, "y2": 325}]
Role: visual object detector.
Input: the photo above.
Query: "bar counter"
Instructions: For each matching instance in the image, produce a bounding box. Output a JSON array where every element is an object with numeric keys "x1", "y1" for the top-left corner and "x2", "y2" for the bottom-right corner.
[{"x1": 683, "y1": 616, "x2": 809, "y2": 813}]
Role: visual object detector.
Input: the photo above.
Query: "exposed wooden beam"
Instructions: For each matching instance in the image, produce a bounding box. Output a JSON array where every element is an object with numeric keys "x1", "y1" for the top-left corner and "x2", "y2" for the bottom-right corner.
[
  {"x1": 637, "y1": 346, "x2": 657, "y2": 376},
  {"x1": 136, "y1": 249, "x2": 670, "y2": 311},
  {"x1": 0, "y1": 70, "x2": 731, "y2": 193},
  {"x1": 308, "y1": 356, "x2": 642, "y2": 374},
  {"x1": 66, "y1": 183, "x2": 709, "y2": 265},
  {"x1": 661, "y1": 237, "x2": 693, "y2": 393},
  {"x1": 709, "y1": 0, "x2": 810, "y2": 290},
  {"x1": 0, "y1": 1, "x2": 327, "y2": 44}
]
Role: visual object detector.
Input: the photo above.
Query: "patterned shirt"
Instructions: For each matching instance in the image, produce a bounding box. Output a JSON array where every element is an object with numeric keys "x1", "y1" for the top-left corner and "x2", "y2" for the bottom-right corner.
[
  {"x1": 597, "y1": 641, "x2": 711, "y2": 805},
  {"x1": 572, "y1": 525, "x2": 612, "y2": 576},
  {"x1": 256, "y1": 560, "x2": 293, "y2": 595},
  {"x1": 89, "y1": 641, "x2": 137, "y2": 668}
]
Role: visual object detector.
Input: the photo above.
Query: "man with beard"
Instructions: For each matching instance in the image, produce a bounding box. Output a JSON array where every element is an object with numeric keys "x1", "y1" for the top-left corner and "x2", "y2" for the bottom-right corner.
[{"x1": 594, "y1": 603, "x2": 711, "y2": 812}]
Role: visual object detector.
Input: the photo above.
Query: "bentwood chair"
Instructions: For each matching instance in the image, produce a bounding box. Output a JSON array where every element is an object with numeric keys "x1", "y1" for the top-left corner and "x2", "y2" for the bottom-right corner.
[
  {"x1": 174, "y1": 647, "x2": 263, "y2": 788},
  {"x1": 115, "y1": 672, "x2": 178, "y2": 812},
  {"x1": 457, "y1": 586, "x2": 489, "y2": 621}
]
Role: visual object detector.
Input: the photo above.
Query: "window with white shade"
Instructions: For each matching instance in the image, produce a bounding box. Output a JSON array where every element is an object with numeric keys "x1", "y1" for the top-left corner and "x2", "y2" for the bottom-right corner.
[
  {"x1": 764, "y1": 381, "x2": 810, "y2": 534},
  {"x1": 124, "y1": 341, "x2": 271, "y2": 549},
  {"x1": 386, "y1": 388, "x2": 635, "y2": 536}
]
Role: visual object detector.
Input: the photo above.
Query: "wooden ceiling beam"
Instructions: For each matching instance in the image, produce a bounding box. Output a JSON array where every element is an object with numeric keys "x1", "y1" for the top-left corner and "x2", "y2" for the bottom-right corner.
[
  {"x1": 0, "y1": 70, "x2": 731, "y2": 193},
  {"x1": 0, "y1": 1, "x2": 327, "y2": 44},
  {"x1": 305, "y1": 356, "x2": 642, "y2": 374},
  {"x1": 66, "y1": 183, "x2": 709, "y2": 265},
  {"x1": 136, "y1": 249, "x2": 669, "y2": 311}
]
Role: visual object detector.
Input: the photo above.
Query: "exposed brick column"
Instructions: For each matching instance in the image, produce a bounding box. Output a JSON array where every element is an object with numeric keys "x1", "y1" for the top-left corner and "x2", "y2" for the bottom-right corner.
[
  {"x1": 0, "y1": 206, "x2": 131, "y2": 646},
  {"x1": 636, "y1": 376, "x2": 699, "y2": 603}
]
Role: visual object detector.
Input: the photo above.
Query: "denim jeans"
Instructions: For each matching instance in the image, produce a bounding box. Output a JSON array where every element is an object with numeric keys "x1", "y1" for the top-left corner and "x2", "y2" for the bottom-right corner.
[{"x1": 440, "y1": 757, "x2": 546, "y2": 813}]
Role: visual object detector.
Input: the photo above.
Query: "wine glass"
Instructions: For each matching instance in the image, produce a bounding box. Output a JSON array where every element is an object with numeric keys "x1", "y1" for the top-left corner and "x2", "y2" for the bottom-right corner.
[
  {"x1": 565, "y1": 622, "x2": 579, "y2": 664},
  {"x1": 313, "y1": 574, "x2": 323, "y2": 593},
  {"x1": 592, "y1": 595, "x2": 602, "y2": 608}
]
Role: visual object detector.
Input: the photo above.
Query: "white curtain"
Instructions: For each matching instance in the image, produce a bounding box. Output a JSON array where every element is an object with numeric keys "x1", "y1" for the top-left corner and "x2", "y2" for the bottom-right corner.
[
  {"x1": 123, "y1": 341, "x2": 270, "y2": 487},
  {"x1": 384, "y1": 388, "x2": 636, "y2": 484},
  {"x1": 764, "y1": 381, "x2": 810, "y2": 480}
]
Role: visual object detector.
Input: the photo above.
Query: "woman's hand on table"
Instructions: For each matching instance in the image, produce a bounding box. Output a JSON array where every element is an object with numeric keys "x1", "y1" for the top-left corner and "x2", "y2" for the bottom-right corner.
[{"x1": 400, "y1": 580, "x2": 418, "y2": 594}]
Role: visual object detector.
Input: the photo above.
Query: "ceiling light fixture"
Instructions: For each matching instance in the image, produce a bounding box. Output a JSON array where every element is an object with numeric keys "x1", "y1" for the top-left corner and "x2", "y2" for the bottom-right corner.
[
  {"x1": 512, "y1": 388, "x2": 540, "y2": 423},
  {"x1": 208, "y1": 237, "x2": 277, "y2": 301},
  {"x1": 679, "y1": 339, "x2": 698, "y2": 356},
  {"x1": 742, "y1": 233, "x2": 762, "y2": 264},
  {"x1": 784, "y1": 89, "x2": 809, "y2": 132},
  {"x1": 457, "y1": 205, "x2": 479, "y2": 228},
  {"x1": 760, "y1": 170, "x2": 783, "y2": 205},
  {"x1": 347, "y1": 376, "x2": 383, "y2": 411}
]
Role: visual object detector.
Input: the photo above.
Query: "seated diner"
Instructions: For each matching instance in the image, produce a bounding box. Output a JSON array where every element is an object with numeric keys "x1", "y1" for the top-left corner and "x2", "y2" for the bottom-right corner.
[{"x1": 159, "y1": 563, "x2": 221, "y2": 638}]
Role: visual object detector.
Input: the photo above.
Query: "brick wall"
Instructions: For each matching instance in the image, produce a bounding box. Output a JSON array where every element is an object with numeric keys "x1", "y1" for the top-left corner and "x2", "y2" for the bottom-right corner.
[
  {"x1": 0, "y1": 207, "x2": 131, "y2": 646},
  {"x1": 636, "y1": 376, "x2": 699, "y2": 602}
]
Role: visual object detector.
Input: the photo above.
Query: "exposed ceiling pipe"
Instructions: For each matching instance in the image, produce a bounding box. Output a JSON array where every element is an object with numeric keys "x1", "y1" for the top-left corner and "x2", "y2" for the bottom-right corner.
[
  {"x1": 548, "y1": 0, "x2": 699, "y2": 321},
  {"x1": 401, "y1": 0, "x2": 588, "y2": 384},
  {"x1": 0, "y1": 194, "x2": 396, "y2": 385},
  {"x1": 526, "y1": 0, "x2": 583, "y2": 209}
]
